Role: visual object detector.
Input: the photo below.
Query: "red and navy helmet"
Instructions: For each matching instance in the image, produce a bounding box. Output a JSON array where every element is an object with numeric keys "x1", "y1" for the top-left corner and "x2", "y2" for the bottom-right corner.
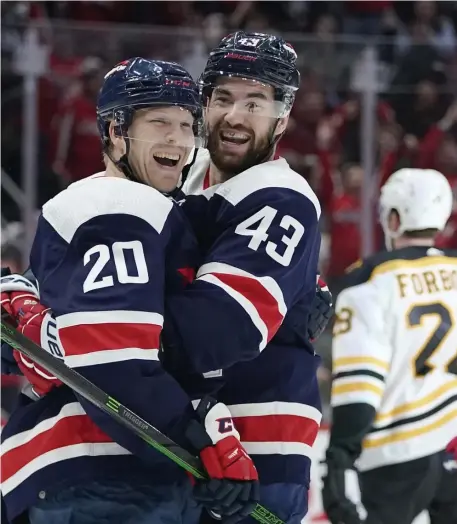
[
  {"x1": 97, "y1": 57, "x2": 201, "y2": 147},
  {"x1": 199, "y1": 32, "x2": 300, "y2": 114}
]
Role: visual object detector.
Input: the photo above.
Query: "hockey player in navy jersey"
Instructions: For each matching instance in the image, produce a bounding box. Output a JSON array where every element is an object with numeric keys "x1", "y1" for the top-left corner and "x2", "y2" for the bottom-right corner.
[
  {"x1": 0, "y1": 59, "x2": 260, "y2": 524},
  {"x1": 2, "y1": 34, "x2": 329, "y2": 524},
  {"x1": 169, "y1": 32, "x2": 325, "y2": 523}
]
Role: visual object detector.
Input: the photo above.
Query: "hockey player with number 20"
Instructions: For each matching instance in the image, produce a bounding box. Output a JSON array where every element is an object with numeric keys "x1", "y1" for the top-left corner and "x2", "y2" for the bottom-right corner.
[
  {"x1": 1, "y1": 59, "x2": 261, "y2": 524},
  {"x1": 2, "y1": 33, "x2": 327, "y2": 524},
  {"x1": 323, "y1": 168, "x2": 457, "y2": 524}
]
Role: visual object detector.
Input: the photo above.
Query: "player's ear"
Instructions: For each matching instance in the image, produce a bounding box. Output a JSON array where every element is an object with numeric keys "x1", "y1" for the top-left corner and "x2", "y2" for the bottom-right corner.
[{"x1": 275, "y1": 115, "x2": 289, "y2": 137}]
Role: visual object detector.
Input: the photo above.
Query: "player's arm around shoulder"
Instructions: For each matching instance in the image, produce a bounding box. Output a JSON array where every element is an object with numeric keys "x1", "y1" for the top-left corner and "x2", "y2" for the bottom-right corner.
[
  {"x1": 30, "y1": 176, "x2": 198, "y2": 452},
  {"x1": 166, "y1": 159, "x2": 322, "y2": 373}
]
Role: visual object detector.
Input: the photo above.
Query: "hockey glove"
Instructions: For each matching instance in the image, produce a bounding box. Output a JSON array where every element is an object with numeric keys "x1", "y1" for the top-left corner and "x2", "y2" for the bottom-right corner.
[
  {"x1": 279, "y1": 277, "x2": 333, "y2": 346},
  {"x1": 186, "y1": 397, "x2": 259, "y2": 523},
  {"x1": 322, "y1": 447, "x2": 362, "y2": 524},
  {"x1": 1, "y1": 270, "x2": 63, "y2": 396},
  {"x1": 1, "y1": 270, "x2": 40, "y2": 375},
  {"x1": 308, "y1": 278, "x2": 333, "y2": 341}
]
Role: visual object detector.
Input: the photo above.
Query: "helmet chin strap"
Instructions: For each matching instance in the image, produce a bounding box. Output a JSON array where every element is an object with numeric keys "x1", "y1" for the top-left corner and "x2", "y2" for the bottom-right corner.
[{"x1": 106, "y1": 127, "x2": 142, "y2": 184}]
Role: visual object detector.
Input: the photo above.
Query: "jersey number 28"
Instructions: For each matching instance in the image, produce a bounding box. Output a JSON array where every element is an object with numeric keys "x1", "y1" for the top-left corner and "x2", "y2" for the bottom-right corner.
[
  {"x1": 235, "y1": 205, "x2": 304, "y2": 267},
  {"x1": 83, "y1": 241, "x2": 149, "y2": 293}
]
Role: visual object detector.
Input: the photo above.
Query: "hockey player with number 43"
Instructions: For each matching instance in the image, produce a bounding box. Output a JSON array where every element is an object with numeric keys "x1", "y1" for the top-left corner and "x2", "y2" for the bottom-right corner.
[
  {"x1": 1, "y1": 33, "x2": 327, "y2": 524},
  {"x1": 323, "y1": 168, "x2": 457, "y2": 524}
]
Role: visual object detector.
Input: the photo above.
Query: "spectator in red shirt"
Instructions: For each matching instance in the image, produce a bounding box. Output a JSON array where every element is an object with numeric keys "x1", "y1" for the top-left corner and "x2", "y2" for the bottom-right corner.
[
  {"x1": 327, "y1": 163, "x2": 364, "y2": 290},
  {"x1": 343, "y1": 0, "x2": 393, "y2": 35},
  {"x1": 277, "y1": 89, "x2": 328, "y2": 180},
  {"x1": 418, "y1": 101, "x2": 457, "y2": 249},
  {"x1": 50, "y1": 57, "x2": 105, "y2": 185}
]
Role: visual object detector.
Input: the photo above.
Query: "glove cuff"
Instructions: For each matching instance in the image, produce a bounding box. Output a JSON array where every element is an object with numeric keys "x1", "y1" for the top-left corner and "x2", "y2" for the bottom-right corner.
[{"x1": 0, "y1": 274, "x2": 39, "y2": 297}]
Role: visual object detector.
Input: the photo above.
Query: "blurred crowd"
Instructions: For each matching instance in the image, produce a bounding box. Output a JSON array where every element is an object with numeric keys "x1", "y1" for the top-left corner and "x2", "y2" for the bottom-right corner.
[{"x1": 2, "y1": 0, "x2": 457, "y2": 422}]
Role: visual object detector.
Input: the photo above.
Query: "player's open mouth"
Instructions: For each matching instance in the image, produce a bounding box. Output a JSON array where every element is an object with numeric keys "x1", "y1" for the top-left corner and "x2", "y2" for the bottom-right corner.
[
  {"x1": 220, "y1": 130, "x2": 250, "y2": 145},
  {"x1": 153, "y1": 152, "x2": 180, "y2": 168}
]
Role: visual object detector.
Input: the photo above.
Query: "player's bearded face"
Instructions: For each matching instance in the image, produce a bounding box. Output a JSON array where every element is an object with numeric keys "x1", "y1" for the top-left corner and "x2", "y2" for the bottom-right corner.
[
  {"x1": 126, "y1": 107, "x2": 195, "y2": 192},
  {"x1": 206, "y1": 77, "x2": 286, "y2": 179}
]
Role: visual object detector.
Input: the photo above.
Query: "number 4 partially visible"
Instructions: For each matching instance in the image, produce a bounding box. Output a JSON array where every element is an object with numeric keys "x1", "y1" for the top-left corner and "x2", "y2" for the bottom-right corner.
[{"x1": 234, "y1": 205, "x2": 305, "y2": 267}]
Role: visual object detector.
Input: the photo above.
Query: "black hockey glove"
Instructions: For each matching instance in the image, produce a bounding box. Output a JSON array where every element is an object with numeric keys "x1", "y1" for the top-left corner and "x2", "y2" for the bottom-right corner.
[
  {"x1": 322, "y1": 447, "x2": 362, "y2": 524},
  {"x1": 186, "y1": 397, "x2": 260, "y2": 524},
  {"x1": 308, "y1": 278, "x2": 333, "y2": 341}
]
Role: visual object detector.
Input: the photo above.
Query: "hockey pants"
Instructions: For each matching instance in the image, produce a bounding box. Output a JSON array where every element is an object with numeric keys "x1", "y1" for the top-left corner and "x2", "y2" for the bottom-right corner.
[
  {"x1": 360, "y1": 450, "x2": 457, "y2": 524},
  {"x1": 27, "y1": 478, "x2": 202, "y2": 524}
]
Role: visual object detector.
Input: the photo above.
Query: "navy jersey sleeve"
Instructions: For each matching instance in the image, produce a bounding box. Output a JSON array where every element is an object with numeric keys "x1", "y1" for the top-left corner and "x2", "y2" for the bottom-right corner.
[
  {"x1": 30, "y1": 177, "x2": 196, "y2": 457},
  {"x1": 167, "y1": 159, "x2": 321, "y2": 373}
]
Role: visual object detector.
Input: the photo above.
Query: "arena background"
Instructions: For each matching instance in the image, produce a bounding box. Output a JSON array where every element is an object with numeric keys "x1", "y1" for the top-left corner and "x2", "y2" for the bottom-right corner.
[{"x1": 1, "y1": 2, "x2": 456, "y2": 522}]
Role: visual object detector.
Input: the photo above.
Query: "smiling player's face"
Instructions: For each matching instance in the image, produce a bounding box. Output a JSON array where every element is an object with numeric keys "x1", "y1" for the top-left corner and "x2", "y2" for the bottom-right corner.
[
  {"x1": 126, "y1": 106, "x2": 195, "y2": 193},
  {"x1": 205, "y1": 77, "x2": 288, "y2": 179}
]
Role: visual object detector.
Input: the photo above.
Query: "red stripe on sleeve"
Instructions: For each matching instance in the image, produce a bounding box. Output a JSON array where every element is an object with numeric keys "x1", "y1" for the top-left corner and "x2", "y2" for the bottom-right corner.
[
  {"x1": 1, "y1": 414, "x2": 112, "y2": 482},
  {"x1": 211, "y1": 272, "x2": 284, "y2": 342},
  {"x1": 234, "y1": 414, "x2": 319, "y2": 447},
  {"x1": 59, "y1": 323, "x2": 161, "y2": 356}
]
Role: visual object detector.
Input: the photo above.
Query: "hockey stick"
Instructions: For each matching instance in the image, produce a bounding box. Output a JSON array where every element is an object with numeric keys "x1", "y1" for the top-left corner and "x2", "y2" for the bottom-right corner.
[{"x1": 0, "y1": 311, "x2": 284, "y2": 524}]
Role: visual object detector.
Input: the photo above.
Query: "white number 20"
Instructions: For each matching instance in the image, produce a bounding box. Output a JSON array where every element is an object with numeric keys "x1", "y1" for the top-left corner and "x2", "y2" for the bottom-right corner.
[
  {"x1": 83, "y1": 240, "x2": 149, "y2": 293},
  {"x1": 234, "y1": 205, "x2": 305, "y2": 267}
]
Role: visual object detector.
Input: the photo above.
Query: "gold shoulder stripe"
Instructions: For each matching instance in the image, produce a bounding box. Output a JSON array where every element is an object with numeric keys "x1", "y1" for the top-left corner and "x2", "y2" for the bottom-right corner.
[
  {"x1": 332, "y1": 382, "x2": 384, "y2": 397},
  {"x1": 370, "y1": 256, "x2": 457, "y2": 279},
  {"x1": 364, "y1": 408, "x2": 457, "y2": 448},
  {"x1": 345, "y1": 259, "x2": 363, "y2": 274},
  {"x1": 333, "y1": 356, "x2": 389, "y2": 371},
  {"x1": 375, "y1": 379, "x2": 457, "y2": 422}
]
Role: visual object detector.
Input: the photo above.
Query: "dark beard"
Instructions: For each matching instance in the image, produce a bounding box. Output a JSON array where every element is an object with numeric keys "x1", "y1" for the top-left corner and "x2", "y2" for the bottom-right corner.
[{"x1": 206, "y1": 122, "x2": 277, "y2": 181}]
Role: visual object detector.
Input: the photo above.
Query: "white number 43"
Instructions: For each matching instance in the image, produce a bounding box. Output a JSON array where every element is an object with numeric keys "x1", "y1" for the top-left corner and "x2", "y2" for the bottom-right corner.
[
  {"x1": 83, "y1": 240, "x2": 149, "y2": 293},
  {"x1": 235, "y1": 205, "x2": 304, "y2": 267}
]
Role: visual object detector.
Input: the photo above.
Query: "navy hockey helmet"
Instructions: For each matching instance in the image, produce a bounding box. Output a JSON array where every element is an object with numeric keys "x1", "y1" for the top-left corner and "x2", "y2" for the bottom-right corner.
[
  {"x1": 97, "y1": 57, "x2": 201, "y2": 182},
  {"x1": 199, "y1": 32, "x2": 300, "y2": 115},
  {"x1": 97, "y1": 57, "x2": 201, "y2": 145}
]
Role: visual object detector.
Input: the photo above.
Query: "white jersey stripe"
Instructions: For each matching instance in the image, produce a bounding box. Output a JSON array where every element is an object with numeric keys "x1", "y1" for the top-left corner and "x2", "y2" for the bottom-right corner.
[
  {"x1": 1, "y1": 403, "x2": 85, "y2": 455},
  {"x1": 65, "y1": 347, "x2": 160, "y2": 368},
  {"x1": 43, "y1": 175, "x2": 173, "y2": 243},
  {"x1": 57, "y1": 310, "x2": 164, "y2": 329},
  {"x1": 2, "y1": 442, "x2": 130, "y2": 496},
  {"x1": 214, "y1": 158, "x2": 321, "y2": 219},
  {"x1": 242, "y1": 441, "x2": 314, "y2": 457},
  {"x1": 197, "y1": 262, "x2": 287, "y2": 316}
]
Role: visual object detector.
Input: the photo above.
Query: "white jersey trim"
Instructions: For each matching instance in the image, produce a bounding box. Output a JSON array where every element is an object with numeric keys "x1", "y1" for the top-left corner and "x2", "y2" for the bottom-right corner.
[
  {"x1": 2, "y1": 442, "x2": 130, "y2": 496},
  {"x1": 198, "y1": 273, "x2": 269, "y2": 350},
  {"x1": 57, "y1": 310, "x2": 164, "y2": 329},
  {"x1": 243, "y1": 441, "x2": 314, "y2": 457},
  {"x1": 215, "y1": 158, "x2": 321, "y2": 219},
  {"x1": 43, "y1": 175, "x2": 174, "y2": 243},
  {"x1": 65, "y1": 347, "x2": 160, "y2": 368},
  {"x1": 197, "y1": 262, "x2": 287, "y2": 316}
]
